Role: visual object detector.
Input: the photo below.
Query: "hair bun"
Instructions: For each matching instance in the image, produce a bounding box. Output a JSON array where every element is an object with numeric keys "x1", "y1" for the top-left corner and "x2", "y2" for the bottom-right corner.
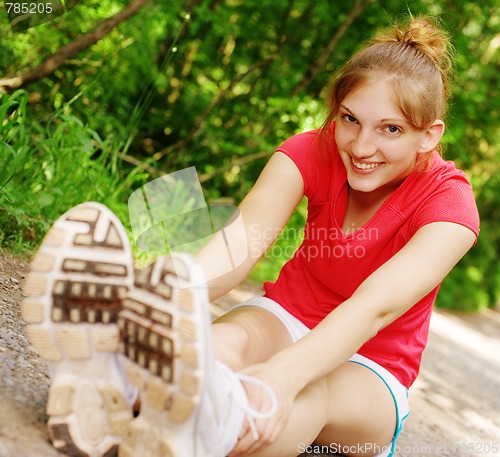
[{"x1": 394, "y1": 16, "x2": 452, "y2": 71}]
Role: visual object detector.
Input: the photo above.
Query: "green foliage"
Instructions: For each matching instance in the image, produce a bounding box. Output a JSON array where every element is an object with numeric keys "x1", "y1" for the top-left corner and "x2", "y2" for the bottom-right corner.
[
  {"x1": 0, "y1": 90, "x2": 147, "y2": 254},
  {"x1": 0, "y1": 0, "x2": 498, "y2": 310},
  {"x1": 0, "y1": 90, "x2": 30, "y2": 190}
]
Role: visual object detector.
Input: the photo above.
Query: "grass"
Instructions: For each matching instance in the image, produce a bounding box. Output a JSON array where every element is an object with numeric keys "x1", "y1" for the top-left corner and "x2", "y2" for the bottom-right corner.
[{"x1": 0, "y1": 90, "x2": 147, "y2": 257}]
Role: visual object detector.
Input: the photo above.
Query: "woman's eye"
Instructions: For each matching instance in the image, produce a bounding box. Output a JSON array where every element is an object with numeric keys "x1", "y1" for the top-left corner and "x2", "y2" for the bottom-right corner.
[
  {"x1": 386, "y1": 125, "x2": 401, "y2": 134},
  {"x1": 344, "y1": 114, "x2": 357, "y2": 123}
]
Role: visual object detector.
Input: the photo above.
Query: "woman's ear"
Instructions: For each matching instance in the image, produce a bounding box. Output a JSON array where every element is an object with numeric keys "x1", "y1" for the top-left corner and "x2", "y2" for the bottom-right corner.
[{"x1": 418, "y1": 120, "x2": 445, "y2": 153}]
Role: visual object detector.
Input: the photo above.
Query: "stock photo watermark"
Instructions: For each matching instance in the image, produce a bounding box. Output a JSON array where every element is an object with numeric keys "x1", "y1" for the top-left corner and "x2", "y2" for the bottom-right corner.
[
  {"x1": 298, "y1": 441, "x2": 499, "y2": 456},
  {"x1": 3, "y1": 0, "x2": 79, "y2": 32},
  {"x1": 251, "y1": 223, "x2": 379, "y2": 261}
]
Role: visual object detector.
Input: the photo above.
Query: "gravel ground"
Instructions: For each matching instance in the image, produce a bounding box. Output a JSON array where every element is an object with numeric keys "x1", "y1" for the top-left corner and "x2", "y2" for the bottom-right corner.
[{"x1": 1, "y1": 251, "x2": 499, "y2": 457}]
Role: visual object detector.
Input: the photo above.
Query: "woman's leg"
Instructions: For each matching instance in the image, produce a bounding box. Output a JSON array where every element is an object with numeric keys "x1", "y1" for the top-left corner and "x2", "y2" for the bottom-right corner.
[
  {"x1": 212, "y1": 306, "x2": 295, "y2": 371},
  {"x1": 247, "y1": 362, "x2": 397, "y2": 457}
]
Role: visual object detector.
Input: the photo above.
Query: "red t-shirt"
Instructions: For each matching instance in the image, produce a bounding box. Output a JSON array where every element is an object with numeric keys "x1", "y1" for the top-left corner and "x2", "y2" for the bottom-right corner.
[{"x1": 264, "y1": 125, "x2": 480, "y2": 388}]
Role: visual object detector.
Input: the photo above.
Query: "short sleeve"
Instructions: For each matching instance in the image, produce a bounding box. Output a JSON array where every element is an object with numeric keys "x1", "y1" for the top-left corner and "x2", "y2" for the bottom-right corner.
[
  {"x1": 276, "y1": 130, "x2": 319, "y2": 199},
  {"x1": 276, "y1": 129, "x2": 339, "y2": 203},
  {"x1": 410, "y1": 165, "x2": 480, "y2": 239}
]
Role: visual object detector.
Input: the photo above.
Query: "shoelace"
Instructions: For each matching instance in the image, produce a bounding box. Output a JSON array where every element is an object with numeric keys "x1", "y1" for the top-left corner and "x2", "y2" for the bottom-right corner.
[{"x1": 231, "y1": 372, "x2": 279, "y2": 441}]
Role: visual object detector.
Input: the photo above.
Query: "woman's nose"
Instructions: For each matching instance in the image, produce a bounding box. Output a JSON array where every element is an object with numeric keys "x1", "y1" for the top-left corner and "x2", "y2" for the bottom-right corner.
[{"x1": 351, "y1": 129, "x2": 377, "y2": 158}]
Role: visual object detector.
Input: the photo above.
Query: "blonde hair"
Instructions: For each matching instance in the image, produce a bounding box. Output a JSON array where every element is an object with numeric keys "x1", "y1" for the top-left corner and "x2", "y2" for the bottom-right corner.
[{"x1": 322, "y1": 16, "x2": 453, "y2": 156}]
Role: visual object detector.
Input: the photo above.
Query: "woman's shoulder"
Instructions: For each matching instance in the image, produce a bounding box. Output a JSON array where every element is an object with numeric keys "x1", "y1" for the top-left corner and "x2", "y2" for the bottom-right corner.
[
  {"x1": 402, "y1": 151, "x2": 480, "y2": 237},
  {"x1": 276, "y1": 125, "x2": 341, "y2": 201},
  {"x1": 403, "y1": 152, "x2": 477, "y2": 210},
  {"x1": 424, "y1": 152, "x2": 471, "y2": 183},
  {"x1": 277, "y1": 128, "x2": 322, "y2": 155},
  {"x1": 277, "y1": 124, "x2": 340, "y2": 168}
]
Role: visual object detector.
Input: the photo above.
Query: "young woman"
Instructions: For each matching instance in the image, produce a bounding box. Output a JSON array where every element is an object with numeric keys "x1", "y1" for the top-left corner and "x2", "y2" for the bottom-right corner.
[{"x1": 23, "y1": 16, "x2": 479, "y2": 457}]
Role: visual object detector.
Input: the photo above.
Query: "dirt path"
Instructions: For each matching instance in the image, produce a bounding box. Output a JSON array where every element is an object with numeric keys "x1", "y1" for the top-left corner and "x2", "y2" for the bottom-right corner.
[{"x1": 1, "y1": 252, "x2": 499, "y2": 457}]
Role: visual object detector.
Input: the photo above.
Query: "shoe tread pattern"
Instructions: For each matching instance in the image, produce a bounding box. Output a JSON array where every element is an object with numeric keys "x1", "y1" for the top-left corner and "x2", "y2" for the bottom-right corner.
[
  {"x1": 118, "y1": 255, "x2": 206, "y2": 457},
  {"x1": 22, "y1": 202, "x2": 134, "y2": 457}
]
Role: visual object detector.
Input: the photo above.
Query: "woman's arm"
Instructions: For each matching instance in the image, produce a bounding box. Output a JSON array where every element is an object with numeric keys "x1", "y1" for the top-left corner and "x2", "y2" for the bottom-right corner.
[
  {"x1": 270, "y1": 220, "x2": 477, "y2": 394},
  {"x1": 195, "y1": 152, "x2": 304, "y2": 301}
]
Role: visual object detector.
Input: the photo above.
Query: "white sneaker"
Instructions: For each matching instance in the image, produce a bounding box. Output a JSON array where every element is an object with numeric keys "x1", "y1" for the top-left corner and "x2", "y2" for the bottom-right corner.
[
  {"x1": 117, "y1": 253, "x2": 277, "y2": 457},
  {"x1": 22, "y1": 202, "x2": 135, "y2": 457},
  {"x1": 197, "y1": 360, "x2": 278, "y2": 457}
]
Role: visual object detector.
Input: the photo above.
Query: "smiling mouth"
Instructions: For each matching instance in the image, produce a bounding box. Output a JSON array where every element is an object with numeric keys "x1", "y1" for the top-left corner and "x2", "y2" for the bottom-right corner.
[{"x1": 352, "y1": 159, "x2": 382, "y2": 170}]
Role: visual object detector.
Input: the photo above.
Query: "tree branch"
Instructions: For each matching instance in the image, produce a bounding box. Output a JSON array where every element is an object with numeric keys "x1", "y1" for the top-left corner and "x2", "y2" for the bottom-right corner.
[
  {"x1": 0, "y1": 0, "x2": 151, "y2": 92},
  {"x1": 291, "y1": 0, "x2": 375, "y2": 97}
]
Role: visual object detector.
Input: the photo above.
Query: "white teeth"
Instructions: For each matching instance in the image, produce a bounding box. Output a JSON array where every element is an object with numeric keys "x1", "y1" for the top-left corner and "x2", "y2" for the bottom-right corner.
[{"x1": 353, "y1": 160, "x2": 380, "y2": 170}]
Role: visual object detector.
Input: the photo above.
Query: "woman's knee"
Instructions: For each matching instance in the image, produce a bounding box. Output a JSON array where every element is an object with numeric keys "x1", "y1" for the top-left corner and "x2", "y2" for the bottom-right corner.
[
  {"x1": 212, "y1": 321, "x2": 250, "y2": 370},
  {"x1": 212, "y1": 306, "x2": 294, "y2": 370}
]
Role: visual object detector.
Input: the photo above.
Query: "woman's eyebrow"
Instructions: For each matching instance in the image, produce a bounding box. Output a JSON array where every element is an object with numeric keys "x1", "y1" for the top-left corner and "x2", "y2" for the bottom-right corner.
[
  {"x1": 381, "y1": 117, "x2": 407, "y2": 124},
  {"x1": 340, "y1": 103, "x2": 406, "y2": 124},
  {"x1": 339, "y1": 103, "x2": 355, "y2": 115}
]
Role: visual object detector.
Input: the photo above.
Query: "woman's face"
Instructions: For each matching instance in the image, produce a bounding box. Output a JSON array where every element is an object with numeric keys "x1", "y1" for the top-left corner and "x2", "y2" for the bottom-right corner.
[{"x1": 335, "y1": 79, "x2": 439, "y2": 194}]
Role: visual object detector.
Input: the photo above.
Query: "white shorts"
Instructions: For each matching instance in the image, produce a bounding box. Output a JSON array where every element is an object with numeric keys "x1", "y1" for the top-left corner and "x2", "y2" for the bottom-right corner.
[{"x1": 229, "y1": 296, "x2": 410, "y2": 457}]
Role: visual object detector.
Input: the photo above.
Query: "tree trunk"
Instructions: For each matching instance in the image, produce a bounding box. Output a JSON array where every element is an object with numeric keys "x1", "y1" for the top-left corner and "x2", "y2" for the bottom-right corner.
[{"x1": 0, "y1": 0, "x2": 151, "y2": 92}]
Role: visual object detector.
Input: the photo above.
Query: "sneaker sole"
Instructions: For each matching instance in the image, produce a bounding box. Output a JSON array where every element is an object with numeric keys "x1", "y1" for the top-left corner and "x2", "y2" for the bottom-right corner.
[
  {"x1": 117, "y1": 254, "x2": 210, "y2": 457},
  {"x1": 22, "y1": 202, "x2": 135, "y2": 457}
]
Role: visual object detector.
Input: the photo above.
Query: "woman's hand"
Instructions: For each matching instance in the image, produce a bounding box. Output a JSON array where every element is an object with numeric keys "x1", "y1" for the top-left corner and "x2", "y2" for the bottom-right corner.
[{"x1": 228, "y1": 362, "x2": 299, "y2": 456}]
